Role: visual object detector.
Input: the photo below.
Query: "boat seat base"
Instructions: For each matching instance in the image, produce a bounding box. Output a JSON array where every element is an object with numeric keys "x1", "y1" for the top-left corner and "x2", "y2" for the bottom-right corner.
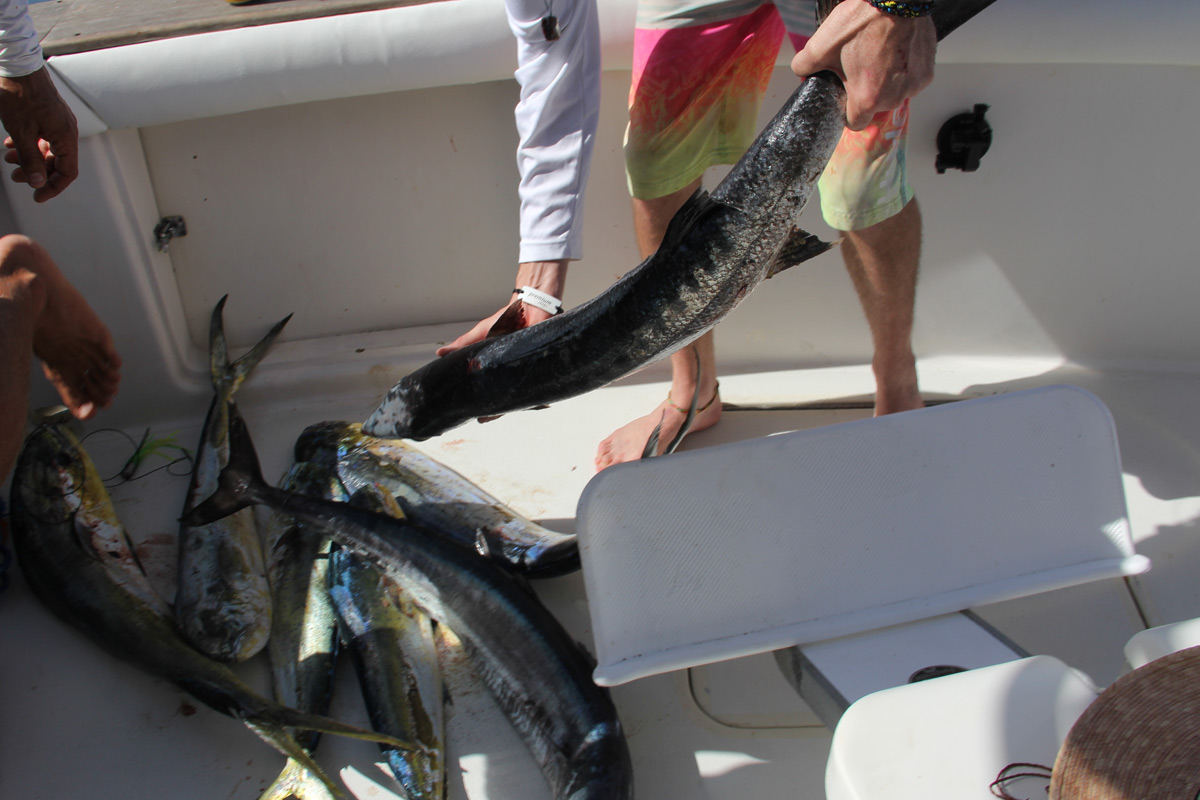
[
  {"x1": 775, "y1": 610, "x2": 1027, "y2": 729},
  {"x1": 825, "y1": 655, "x2": 1100, "y2": 800}
]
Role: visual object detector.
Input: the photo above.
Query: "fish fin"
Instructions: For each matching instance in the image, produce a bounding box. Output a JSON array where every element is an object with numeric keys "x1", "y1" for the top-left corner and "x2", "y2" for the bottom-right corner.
[
  {"x1": 178, "y1": 407, "x2": 266, "y2": 527},
  {"x1": 530, "y1": 404, "x2": 551, "y2": 411},
  {"x1": 242, "y1": 721, "x2": 348, "y2": 800},
  {"x1": 347, "y1": 484, "x2": 406, "y2": 520},
  {"x1": 229, "y1": 310, "x2": 293, "y2": 390},
  {"x1": 485, "y1": 300, "x2": 525, "y2": 339},
  {"x1": 208, "y1": 295, "x2": 231, "y2": 390},
  {"x1": 250, "y1": 701, "x2": 423, "y2": 754},
  {"x1": 259, "y1": 757, "x2": 339, "y2": 800},
  {"x1": 328, "y1": 582, "x2": 370, "y2": 641},
  {"x1": 208, "y1": 294, "x2": 293, "y2": 400},
  {"x1": 658, "y1": 188, "x2": 724, "y2": 254},
  {"x1": 765, "y1": 227, "x2": 837, "y2": 278}
]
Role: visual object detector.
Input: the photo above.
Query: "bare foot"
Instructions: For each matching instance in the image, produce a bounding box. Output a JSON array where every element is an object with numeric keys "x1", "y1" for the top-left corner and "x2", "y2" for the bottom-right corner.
[
  {"x1": 4, "y1": 235, "x2": 121, "y2": 419},
  {"x1": 594, "y1": 386, "x2": 721, "y2": 471}
]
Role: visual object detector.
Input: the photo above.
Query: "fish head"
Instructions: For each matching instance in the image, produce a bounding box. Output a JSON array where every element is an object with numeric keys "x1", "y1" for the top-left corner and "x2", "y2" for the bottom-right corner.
[
  {"x1": 363, "y1": 347, "x2": 480, "y2": 441},
  {"x1": 562, "y1": 721, "x2": 633, "y2": 800},
  {"x1": 12, "y1": 424, "x2": 95, "y2": 525},
  {"x1": 293, "y1": 420, "x2": 360, "y2": 465}
]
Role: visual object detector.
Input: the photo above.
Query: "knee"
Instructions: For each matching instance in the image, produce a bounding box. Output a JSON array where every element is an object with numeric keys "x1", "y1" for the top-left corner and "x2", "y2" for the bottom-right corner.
[{"x1": 0, "y1": 234, "x2": 38, "y2": 271}]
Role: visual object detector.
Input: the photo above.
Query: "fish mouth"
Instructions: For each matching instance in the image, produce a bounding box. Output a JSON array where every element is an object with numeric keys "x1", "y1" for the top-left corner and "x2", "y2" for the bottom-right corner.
[{"x1": 363, "y1": 399, "x2": 415, "y2": 440}]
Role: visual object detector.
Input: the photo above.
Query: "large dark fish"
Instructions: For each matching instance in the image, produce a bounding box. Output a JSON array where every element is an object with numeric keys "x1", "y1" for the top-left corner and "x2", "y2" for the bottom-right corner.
[
  {"x1": 9, "y1": 424, "x2": 418, "y2": 800},
  {"x1": 363, "y1": 0, "x2": 993, "y2": 441},
  {"x1": 184, "y1": 411, "x2": 633, "y2": 800},
  {"x1": 296, "y1": 420, "x2": 578, "y2": 577},
  {"x1": 177, "y1": 295, "x2": 290, "y2": 661},
  {"x1": 363, "y1": 81, "x2": 839, "y2": 441}
]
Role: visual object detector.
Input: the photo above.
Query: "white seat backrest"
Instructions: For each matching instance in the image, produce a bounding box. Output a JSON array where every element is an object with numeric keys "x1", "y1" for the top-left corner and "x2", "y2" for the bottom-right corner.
[{"x1": 577, "y1": 385, "x2": 1148, "y2": 686}]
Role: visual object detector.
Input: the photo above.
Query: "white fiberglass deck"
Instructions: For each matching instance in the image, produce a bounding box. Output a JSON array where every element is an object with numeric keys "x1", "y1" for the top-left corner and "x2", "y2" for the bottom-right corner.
[{"x1": 1, "y1": 361, "x2": 1193, "y2": 799}]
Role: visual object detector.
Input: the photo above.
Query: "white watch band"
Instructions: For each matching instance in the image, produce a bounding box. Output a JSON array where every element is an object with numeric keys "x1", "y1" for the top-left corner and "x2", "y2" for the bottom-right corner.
[{"x1": 517, "y1": 285, "x2": 563, "y2": 315}]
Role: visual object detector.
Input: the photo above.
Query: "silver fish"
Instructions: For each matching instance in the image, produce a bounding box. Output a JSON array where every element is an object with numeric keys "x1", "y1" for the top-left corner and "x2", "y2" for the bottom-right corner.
[
  {"x1": 261, "y1": 462, "x2": 348, "y2": 800},
  {"x1": 330, "y1": 485, "x2": 445, "y2": 799},
  {"x1": 184, "y1": 410, "x2": 633, "y2": 800},
  {"x1": 295, "y1": 420, "x2": 578, "y2": 577},
  {"x1": 9, "y1": 423, "x2": 418, "y2": 800},
  {"x1": 363, "y1": 0, "x2": 992, "y2": 442},
  {"x1": 177, "y1": 295, "x2": 290, "y2": 662}
]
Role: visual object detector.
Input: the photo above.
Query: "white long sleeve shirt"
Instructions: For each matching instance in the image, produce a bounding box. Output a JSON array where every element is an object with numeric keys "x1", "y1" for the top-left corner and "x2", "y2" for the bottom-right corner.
[
  {"x1": 505, "y1": 0, "x2": 600, "y2": 263},
  {"x1": 0, "y1": 0, "x2": 43, "y2": 77}
]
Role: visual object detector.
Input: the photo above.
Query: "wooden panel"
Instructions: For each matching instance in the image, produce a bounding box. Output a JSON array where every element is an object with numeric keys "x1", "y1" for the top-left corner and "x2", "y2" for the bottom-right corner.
[{"x1": 30, "y1": 0, "x2": 444, "y2": 57}]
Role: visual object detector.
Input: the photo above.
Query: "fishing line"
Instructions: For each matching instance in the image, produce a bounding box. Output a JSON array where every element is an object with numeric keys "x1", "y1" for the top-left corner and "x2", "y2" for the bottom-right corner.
[{"x1": 81, "y1": 427, "x2": 194, "y2": 487}]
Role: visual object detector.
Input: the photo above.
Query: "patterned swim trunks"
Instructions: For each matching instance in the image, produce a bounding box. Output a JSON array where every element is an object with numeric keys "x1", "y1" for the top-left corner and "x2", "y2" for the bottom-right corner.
[{"x1": 625, "y1": 0, "x2": 913, "y2": 231}]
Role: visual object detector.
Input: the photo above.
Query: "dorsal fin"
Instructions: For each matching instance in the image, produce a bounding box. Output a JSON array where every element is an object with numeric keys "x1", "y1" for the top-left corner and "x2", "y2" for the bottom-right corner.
[
  {"x1": 485, "y1": 300, "x2": 526, "y2": 339},
  {"x1": 658, "y1": 188, "x2": 724, "y2": 254},
  {"x1": 766, "y1": 227, "x2": 837, "y2": 278}
]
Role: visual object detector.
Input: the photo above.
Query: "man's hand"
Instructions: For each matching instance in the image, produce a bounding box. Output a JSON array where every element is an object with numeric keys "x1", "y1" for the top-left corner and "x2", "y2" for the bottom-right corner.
[
  {"x1": 435, "y1": 259, "x2": 568, "y2": 357},
  {"x1": 0, "y1": 66, "x2": 79, "y2": 202},
  {"x1": 791, "y1": 1, "x2": 936, "y2": 131}
]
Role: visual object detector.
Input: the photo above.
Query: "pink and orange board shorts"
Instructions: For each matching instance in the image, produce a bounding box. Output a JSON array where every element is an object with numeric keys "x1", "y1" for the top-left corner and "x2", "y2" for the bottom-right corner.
[{"x1": 625, "y1": 1, "x2": 913, "y2": 231}]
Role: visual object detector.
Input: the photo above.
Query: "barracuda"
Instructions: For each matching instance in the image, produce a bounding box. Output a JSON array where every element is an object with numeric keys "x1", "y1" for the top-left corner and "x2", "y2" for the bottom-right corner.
[
  {"x1": 363, "y1": 0, "x2": 992, "y2": 442},
  {"x1": 295, "y1": 420, "x2": 578, "y2": 577},
  {"x1": 184, "y1": 410, "x2": 633, "y2": 800},
  {"x1": 363, "y1": 76, "x2": 841, "y2": 441}
]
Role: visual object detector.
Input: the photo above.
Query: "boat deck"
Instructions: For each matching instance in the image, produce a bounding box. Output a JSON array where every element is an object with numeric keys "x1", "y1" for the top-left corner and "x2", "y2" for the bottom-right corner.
[{"x1": 2, "y1": 357, "x2": 1192, "y2": 799}]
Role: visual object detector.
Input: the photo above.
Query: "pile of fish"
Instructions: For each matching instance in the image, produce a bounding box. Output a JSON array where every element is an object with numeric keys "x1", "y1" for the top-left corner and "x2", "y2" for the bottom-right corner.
[{"x1": 9, "y1": 297, "x2": 630, "y2": 800}]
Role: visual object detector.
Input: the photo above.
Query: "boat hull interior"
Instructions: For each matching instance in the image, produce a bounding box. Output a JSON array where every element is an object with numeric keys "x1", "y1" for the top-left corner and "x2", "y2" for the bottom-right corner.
[{"x1": 2, "y1": 0, "x2": 1198, "y2": 797}]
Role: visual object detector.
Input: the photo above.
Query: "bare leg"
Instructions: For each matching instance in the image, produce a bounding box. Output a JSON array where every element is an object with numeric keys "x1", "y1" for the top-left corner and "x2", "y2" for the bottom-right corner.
[
  {"x1": 840, "y1": 198, "x2": 924, "y2": 416},
  {"x1": 0, "y1": 235, "x2": 120, "y2": 480},
  {"x1": 595, "y1": 179, "x2": 722, "y2": 471}
]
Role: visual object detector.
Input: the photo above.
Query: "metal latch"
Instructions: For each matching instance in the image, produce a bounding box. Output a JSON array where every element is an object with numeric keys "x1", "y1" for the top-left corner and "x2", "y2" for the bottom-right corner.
[{"x1": 154, "y1": 216, "x2": 187, "y2": 252}]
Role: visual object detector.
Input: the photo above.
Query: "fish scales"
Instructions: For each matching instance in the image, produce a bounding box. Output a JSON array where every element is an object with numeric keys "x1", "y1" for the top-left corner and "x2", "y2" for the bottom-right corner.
[
  {"x1": 260, "y1": 463, "x2": 347, "y2": 800},
  {"x1": 177, "y1": 296, "x2": 291, "y2": 662},
  {"x1": 186, "y1": 411, "x2": 633, "y2": 800},
  {"x1": 330, "y1": 498, "x2": 447, "y2": 800},
  {"x1": 296, "y1": 421, "x2": 578, "y2": 577},
  {"x1": 10, "y1": 424, "x2": 418, "y2": 800},
  {"x1": 363, "y1": 75, "x2": 845, "y2": 441}
]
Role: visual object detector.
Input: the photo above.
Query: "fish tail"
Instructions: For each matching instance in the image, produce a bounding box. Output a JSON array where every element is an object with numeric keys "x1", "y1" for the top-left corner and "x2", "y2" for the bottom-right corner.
[
  {"x1": 242, "y1": 722, "x2": 347, "y2": 800},
  {"x1": 258, "y1": 756, "x2": 339, "y2": 800},
  {"x1": 179, "y1": 409, "x2": 267, "y2": 527},
  {"x1": 208, "y1": 294, "x2": 293, "y2": 400}
]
